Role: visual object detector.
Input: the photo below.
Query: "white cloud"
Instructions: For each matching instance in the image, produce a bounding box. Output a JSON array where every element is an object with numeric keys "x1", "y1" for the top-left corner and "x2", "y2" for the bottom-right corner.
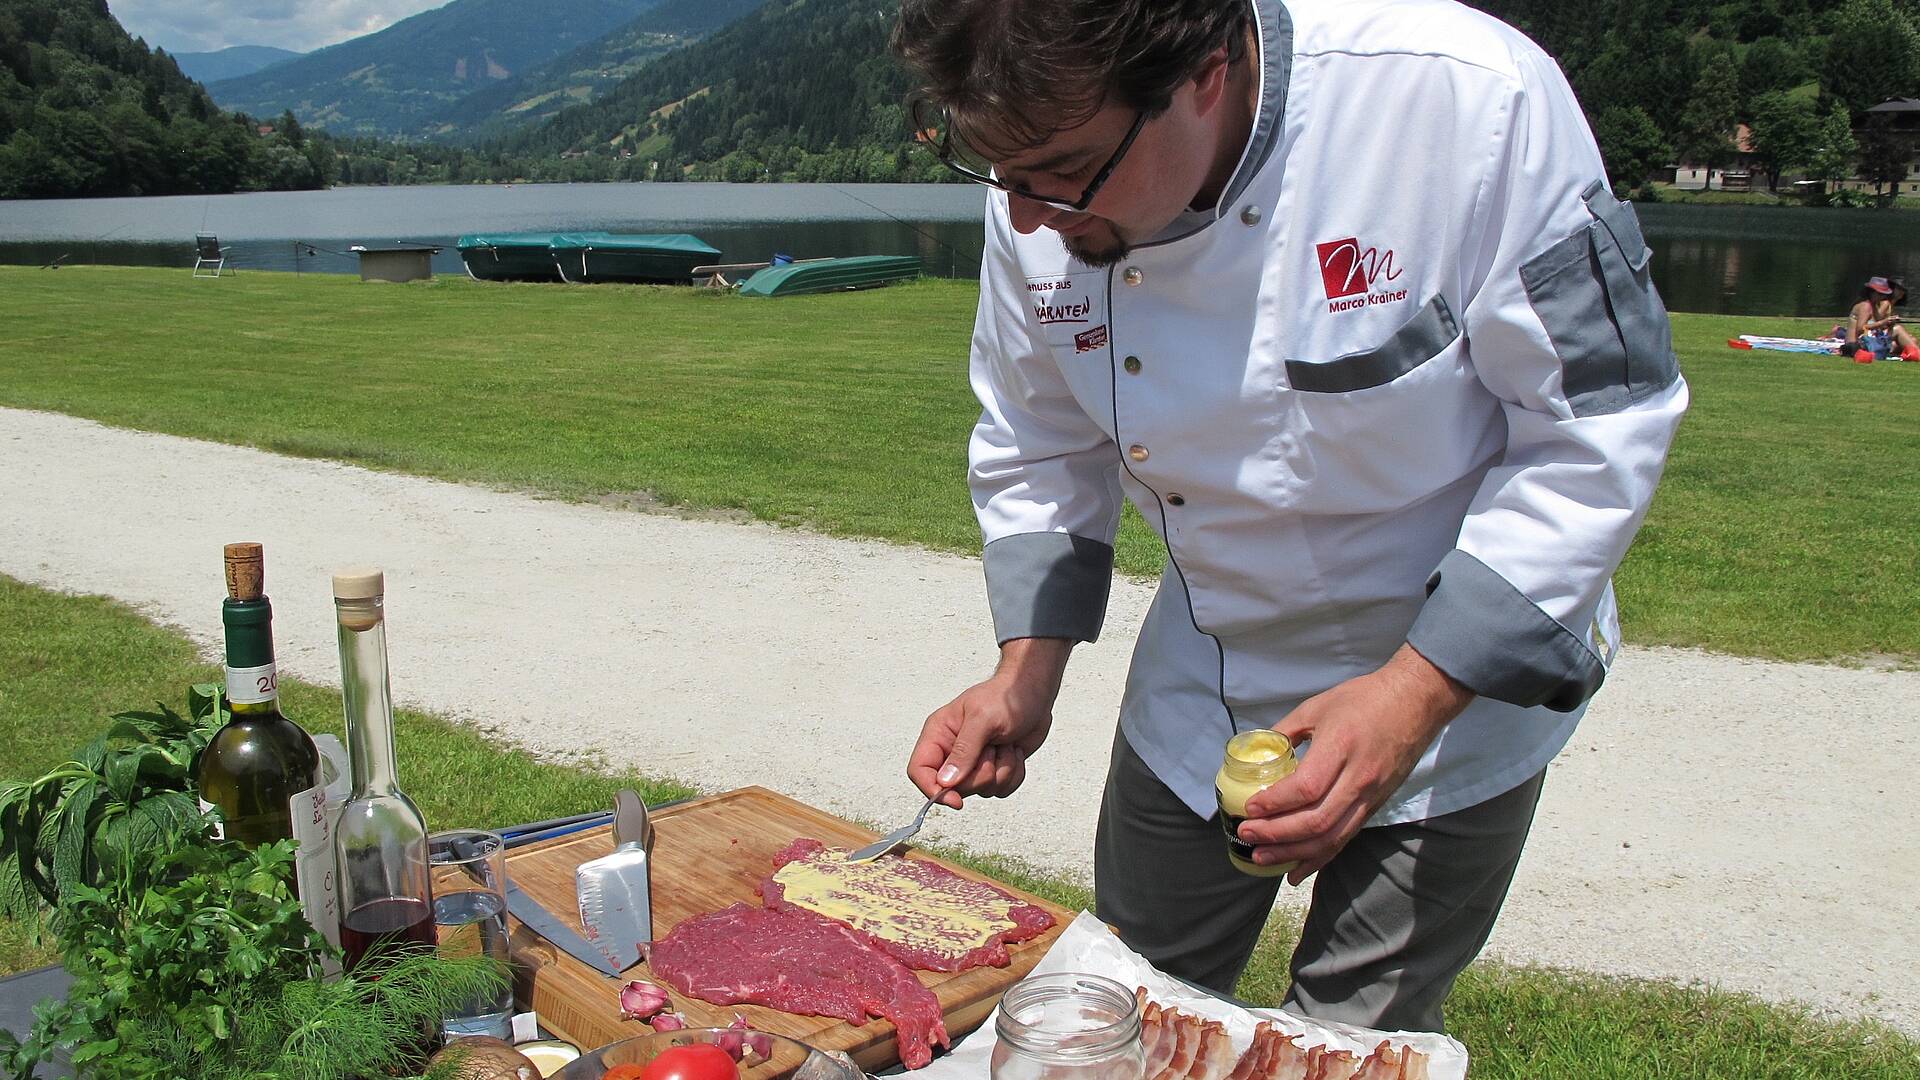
[{"x1": 112, "y1": 0, "x2": 450, "y2": 55}]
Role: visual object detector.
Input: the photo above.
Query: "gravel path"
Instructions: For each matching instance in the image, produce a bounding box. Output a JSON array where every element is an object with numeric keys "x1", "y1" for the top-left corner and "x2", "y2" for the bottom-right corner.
[{"x1": 3, "y1": 406, "x2": 1914, "y2": 1035}]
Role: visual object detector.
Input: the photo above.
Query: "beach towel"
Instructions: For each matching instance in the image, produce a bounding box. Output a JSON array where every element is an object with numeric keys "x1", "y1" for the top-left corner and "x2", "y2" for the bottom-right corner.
[{"x1": 1727, "y1": 334, "x2": 1845, "y2": 355}]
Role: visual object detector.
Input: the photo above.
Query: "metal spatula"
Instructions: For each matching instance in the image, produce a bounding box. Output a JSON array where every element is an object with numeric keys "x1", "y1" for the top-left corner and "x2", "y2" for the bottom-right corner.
[
  {"x1": 576, "y1": 789, "x2": 653, "y2": 972},
  {"x1": 847, "y1": 791, "x2": 944, "y2": 863}
]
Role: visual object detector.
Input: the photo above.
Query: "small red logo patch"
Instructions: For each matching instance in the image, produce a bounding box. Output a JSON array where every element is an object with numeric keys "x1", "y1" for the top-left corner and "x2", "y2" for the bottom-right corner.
[
  {"x1": 1317, "y1": 237, "x2": 1409, "y2": 314},
  {"x1": 1074, "y1": 325, "x2": 1109, "y2": 353},
  {"x1": 1316, "y1": 237, "x2": 1404, "y2": 300}
]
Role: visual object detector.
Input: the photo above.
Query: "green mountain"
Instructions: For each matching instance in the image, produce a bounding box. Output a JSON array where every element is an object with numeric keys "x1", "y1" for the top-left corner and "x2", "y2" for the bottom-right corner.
[
  {"x1": 487, "y1": 0, "x2": 932, "y2": 182},
  {"x1": 466, "y1": 0, "x2": 1903, "y2": 187},
  {"x1": 0, "y1": 0, "x2": 329, "y2": 197},
  {"x1": 172, "y1": 45, "x2": 301, "y2": 84},
  {"x1": 426, "y1": 0, "x2": 766, "y2": 139},
  {"x1": 205, "y1": 0, "x2": 658, "y2": 136}
]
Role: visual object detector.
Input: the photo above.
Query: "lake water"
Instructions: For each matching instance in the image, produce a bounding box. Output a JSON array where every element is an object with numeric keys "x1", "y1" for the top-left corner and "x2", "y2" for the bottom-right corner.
[{"x1": 5, "y1": 182, "x2": 1920, "y2": 317}]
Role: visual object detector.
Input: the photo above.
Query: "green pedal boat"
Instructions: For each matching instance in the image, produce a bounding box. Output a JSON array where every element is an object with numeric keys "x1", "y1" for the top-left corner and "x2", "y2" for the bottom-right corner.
[{"x1": 739, "y1": 255, "x2": 923, "y2": 297}]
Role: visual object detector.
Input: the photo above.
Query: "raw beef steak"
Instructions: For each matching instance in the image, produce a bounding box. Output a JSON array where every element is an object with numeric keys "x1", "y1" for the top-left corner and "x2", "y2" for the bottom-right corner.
[
  {"x1": 646, "y1": 901, "x2": 950, "y2": 1069},
  {"x1": 760, "y1": 838, "x2": 1055, "y2": 971}
]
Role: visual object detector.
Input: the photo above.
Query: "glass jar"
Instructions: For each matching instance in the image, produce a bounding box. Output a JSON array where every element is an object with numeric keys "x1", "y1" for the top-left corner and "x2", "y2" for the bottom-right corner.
[
  {"x1": 990, "y1": 973, "x2": 1145, "y2": 1080},
  {"x1": 1215, "y1": 729, "x2": 1298, "y2": 877}
]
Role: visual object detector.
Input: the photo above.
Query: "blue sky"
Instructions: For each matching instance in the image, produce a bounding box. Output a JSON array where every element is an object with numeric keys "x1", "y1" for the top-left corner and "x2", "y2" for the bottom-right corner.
[{"x1": 112, "y1": 0, "x2": 448, "y2": 55}]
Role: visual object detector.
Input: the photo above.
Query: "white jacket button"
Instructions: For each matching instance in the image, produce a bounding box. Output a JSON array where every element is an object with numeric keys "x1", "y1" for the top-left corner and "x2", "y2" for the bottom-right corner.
[
  {"x1": 1240, "y1": 205, "x2": 1261, "y2": 225},
  {"x1": 1128, "y1": 444, "x2": 1150, "y2": 462},
  {"x1": 1123, "y1": 355, "x2": 1142, "y2": 374},
  {"x1": 1123, "y1": 267, "x2": 1144, "y2": 286}
]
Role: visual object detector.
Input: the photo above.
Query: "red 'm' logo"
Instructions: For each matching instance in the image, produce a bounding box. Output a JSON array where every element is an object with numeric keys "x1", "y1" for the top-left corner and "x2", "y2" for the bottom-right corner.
[{"x1": 1316, "y1": 238, "x2": 1403, "y2": 300}]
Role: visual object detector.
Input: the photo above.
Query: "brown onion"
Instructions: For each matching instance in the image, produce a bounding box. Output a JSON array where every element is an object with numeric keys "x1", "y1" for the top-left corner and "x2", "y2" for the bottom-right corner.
[{"x1": 427, "y1": 1036, "x2": 539, "y2": 1080}]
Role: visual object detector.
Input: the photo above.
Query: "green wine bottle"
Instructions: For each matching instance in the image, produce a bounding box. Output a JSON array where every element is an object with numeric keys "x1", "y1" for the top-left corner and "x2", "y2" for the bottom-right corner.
[{"x1": 197, "y1": 543, "x2": 322, "y2": 847}]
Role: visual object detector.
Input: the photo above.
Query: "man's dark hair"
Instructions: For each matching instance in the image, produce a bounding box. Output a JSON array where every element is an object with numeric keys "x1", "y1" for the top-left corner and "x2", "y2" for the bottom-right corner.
[{"x1": 893, "y1": 0, "x2": 1252, "y2": 156}]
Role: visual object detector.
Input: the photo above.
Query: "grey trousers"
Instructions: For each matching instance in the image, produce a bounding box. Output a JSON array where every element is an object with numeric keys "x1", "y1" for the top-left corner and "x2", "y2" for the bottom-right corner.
[{"x1": 1093, "y1": 727, "x2": 1546, "y2": 1033}]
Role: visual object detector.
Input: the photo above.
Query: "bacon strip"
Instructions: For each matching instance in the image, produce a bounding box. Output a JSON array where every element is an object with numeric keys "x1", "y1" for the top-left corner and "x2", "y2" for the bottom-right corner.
[
  {"x1": 1350, "y1": 1040, "x2": 1431, "y2": 1080},
  {"x1": 1136, "y1": 987, "x2": 1236, "y2": 1080},
  {"x1": 1304, "y1": 1045, "x2": 1360, "y2": 1080},
  {"x1": 1135, "y1": 995, "x2": 1432, "y2": 1080},
  {"x1": 1230, "y1": 1022, "x2": 1310, "y2": 1080}
]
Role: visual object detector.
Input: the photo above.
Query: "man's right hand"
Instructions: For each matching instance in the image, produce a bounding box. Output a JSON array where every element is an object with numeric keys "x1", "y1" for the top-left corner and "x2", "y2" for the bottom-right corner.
[{"x1": 908, "y1": 637, "x2": 1072, "y2": 809}]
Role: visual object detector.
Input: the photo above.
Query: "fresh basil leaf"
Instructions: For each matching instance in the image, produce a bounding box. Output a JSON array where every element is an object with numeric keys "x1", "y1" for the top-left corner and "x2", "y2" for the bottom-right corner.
[
  {"x1": 50, "y1": 779, "x2": 101, "y2": 894},
  {"x1": 70, "y1": 1037, "x2": 120, "y2": 1064}
]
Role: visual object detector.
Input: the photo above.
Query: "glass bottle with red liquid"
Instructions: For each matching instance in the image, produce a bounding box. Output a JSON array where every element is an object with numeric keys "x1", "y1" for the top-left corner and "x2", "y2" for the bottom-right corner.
[{"x1": 331, "y1": 568, "x2": 436, "y2": 970}]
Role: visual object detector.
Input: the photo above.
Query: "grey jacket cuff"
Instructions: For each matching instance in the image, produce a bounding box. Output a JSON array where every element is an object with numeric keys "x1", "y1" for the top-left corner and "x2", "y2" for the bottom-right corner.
[
  {"x1": 1406, "y1": 550, "x2": 1605, "y2": 712},
  {"x1": 982, "y1": 532, "x2": 1115, "y2": 644}
]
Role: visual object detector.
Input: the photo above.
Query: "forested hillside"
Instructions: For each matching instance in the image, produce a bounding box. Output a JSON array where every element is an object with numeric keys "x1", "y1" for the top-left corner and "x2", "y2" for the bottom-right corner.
[
  {"x1": 205, "y1": 0, "x2": 658, "y2": 136},
  {"x1": 0, "y1": 0, "x2": 330, "y2": 197},
  {"x1": 419, "y1": 0, "x2": 1920, "y2": 188},
  {"x1": 1484, "y1": 0, "x2": 1919, "y2": 191},
  {"x1": 427, "y1": 0, "x2": 766, "y2": 139},
  {"x1": 9, "y1": 0, "x2": 1920, "y2": 197},
  {"x1": 478, "y1": 0, "x2": 935, "y2": 183}
]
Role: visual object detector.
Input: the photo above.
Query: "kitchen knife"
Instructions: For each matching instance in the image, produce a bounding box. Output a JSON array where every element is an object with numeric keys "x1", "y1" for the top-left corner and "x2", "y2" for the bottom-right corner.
[
  {"x1": 504, "y1": 878, "x2": 621, "y2": 979},
  {"x1": 576, "y1": 789, "x2": 654, "y2": 973}
]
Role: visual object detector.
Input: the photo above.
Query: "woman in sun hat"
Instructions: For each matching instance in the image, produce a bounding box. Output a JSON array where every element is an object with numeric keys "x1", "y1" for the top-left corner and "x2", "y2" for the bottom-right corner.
[
  {"x1": 1888, "y1": 278, "x2": 1920, "y2": 361},
  {"x1": 1845, "y1": 276, "x2": 1918, "y2": 362}
]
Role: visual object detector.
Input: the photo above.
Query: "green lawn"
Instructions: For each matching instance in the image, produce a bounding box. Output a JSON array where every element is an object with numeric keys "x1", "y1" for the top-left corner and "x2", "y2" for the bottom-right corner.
[
  {"x1": 1, "y1": 576, "x2": 1915, "y2": 1078},
  {"x1": 0, "y1": 267, "x2": 1914, "y2": 664}
]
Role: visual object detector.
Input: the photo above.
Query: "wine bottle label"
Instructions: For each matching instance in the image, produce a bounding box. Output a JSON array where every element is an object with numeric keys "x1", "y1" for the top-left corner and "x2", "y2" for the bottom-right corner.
[
  {"x1": 225, "y1": 662, "x2": 278, "y2": 704},
  {"x1": 198, "y1": 796, "x2": 226, "y2": 840}
]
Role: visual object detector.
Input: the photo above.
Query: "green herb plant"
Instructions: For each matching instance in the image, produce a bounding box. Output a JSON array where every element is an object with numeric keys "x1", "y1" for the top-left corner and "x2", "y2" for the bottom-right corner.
[
  {"x1": 0, "y1": 684, "x2": 224, "y2": 922},
  {"x1": 0, "y1": 686, "x2": 509, "y2": 1080}
]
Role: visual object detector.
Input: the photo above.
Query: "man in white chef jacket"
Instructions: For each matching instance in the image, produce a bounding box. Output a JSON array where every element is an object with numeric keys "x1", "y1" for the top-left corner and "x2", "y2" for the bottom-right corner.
[{"x1": 894, "y1": 0, "x2": 1688, "y2": 1032}]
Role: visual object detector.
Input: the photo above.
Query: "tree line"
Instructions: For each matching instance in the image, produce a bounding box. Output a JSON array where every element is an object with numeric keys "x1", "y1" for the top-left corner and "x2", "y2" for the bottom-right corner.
[
  {"x1": 6, "y1": 0, "x2": 1920, "y2": 199},
  {"x1": 1486, "y1": 0, "x2": 1920, "y2": 199},
  {"x1": 0, "y1": 0, "x2": 334, "y2": 198}
]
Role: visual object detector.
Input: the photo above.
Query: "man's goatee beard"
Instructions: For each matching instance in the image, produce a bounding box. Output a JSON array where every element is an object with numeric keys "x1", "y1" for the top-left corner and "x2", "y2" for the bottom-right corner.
[{"x1": 1061, "y1": 233, "x2": 1130, "y2": 268}]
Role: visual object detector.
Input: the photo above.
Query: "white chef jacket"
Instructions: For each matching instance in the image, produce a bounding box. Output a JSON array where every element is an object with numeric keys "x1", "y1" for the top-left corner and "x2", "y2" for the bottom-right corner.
[{"x1": 967, "y1": 0, "x2": 1689, "y2": 824}]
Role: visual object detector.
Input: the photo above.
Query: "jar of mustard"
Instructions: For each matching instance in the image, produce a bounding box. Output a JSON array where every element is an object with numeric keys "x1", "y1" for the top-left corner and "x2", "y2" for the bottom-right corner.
[{"x1": 1215, "y1": 729, "x2": 1298, "y2": 877}]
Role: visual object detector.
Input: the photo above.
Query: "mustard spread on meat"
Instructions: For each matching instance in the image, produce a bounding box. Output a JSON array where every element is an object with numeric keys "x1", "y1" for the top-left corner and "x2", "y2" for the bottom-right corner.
[{"x1": 770, "y1": 850, "x2": 1015, "y2": 955}]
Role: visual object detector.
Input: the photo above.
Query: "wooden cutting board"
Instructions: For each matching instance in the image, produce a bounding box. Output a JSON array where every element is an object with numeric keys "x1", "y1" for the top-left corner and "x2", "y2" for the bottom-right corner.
[{"x1": 504, "y1": 786, "x2": 1073, "y2": 1070}]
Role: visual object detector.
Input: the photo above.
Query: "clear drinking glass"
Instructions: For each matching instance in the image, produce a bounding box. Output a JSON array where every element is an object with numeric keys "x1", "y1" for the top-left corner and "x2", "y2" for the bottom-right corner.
[
  {"x1": 429, "y1": 829, "x2": 514, "y2": 1039},
  {"x1": 990, "y1": 972, "x2": 1145, "y2": 1080}
]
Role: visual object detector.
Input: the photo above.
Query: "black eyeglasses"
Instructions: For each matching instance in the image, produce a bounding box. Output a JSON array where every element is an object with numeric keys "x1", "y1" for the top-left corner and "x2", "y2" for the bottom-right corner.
[{"x1": 911, "y1": 98, "x2": 1148, "y2": 213}]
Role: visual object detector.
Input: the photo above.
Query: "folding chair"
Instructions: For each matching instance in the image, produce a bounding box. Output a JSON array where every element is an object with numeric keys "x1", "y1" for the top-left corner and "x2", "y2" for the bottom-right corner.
[{"x1": 192, "y1": 234, "x2": 231, "y2": 278}]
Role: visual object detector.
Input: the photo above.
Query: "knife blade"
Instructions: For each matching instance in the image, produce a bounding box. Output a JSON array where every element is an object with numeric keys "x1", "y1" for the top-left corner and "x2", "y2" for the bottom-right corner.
[
  {"x1": 504, "y1": 879, "x2": 621, "y2": 978},
  {"x1": 576, "y1": 789, "x2": 654, "y2": 973}
]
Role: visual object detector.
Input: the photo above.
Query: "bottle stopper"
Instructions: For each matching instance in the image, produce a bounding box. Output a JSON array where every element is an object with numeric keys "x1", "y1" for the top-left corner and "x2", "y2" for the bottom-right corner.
[
  {"x1": 332, "y1": 567, "x2": 385, "y2": 631},
  {"x1": 224, "y1": 543, "x2": 264, "y2": 601}
]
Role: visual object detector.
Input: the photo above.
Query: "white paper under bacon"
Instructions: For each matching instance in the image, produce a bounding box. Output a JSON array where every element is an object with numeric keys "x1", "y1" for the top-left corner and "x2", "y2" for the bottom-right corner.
[{"x1": 912, "y1": 913, "x2": 1468, "y2": 1080}]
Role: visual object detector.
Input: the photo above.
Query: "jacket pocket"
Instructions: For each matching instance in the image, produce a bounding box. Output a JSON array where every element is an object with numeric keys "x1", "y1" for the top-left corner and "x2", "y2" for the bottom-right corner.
[
  {"x1": 1520, "y1": 181, "x2": 1679, "y2": 416},
  {"x1": 1285, "y1": 294, "x2": 1460, "y2": 393}
]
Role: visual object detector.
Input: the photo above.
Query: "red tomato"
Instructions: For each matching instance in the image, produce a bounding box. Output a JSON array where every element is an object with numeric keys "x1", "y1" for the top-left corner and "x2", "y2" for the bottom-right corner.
[
  {"x1": 603, "y1": 1066, "x2": 650, "y2": 1080},
  {"x1": 640, "y1": 1043, "x2": 741, "y2": 1080}
]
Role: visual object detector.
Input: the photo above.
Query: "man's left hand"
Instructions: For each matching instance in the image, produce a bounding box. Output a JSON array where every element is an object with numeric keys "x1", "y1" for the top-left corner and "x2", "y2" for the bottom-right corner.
[{"x1": 1236, "y1": 644, "x2": 1475, "y2": 885}]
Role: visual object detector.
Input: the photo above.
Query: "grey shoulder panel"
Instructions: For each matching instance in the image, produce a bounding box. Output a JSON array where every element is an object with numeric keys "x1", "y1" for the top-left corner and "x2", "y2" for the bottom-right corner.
[
  {"x1": 1286, "y1": 294, "x2": 1459, "y2": 393},
  {"x1": 1406, "y1": 549, "x2": 1605, "y2": 712},
  {"x1": 1222, "y1": 0, "x2": 1294, "y2": 211},
  {"x1": 1519, "y1": 181, "x2": 1680, "y2": 417},
  {"x1": 982, "y1": 531, "x2": 1116, "y2": 645}
]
